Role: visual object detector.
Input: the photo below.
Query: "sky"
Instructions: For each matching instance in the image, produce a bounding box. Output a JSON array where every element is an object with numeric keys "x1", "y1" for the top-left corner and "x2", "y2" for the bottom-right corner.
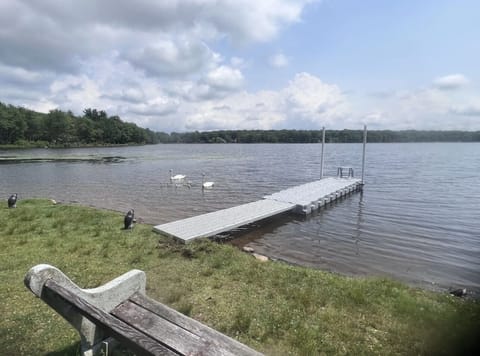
[{"x1": 1, "y1": 0, "x2": 479, "y2": 132}]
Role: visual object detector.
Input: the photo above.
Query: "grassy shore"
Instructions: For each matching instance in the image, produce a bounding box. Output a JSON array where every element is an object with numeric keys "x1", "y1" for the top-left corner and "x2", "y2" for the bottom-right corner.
[{"x1": 1, "y1": 199, "x2": 479, "y2": 355}]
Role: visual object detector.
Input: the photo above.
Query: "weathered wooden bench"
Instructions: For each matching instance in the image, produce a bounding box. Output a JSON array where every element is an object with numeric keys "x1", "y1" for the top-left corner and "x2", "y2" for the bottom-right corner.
[{"x1": 25, "y1": 264, "x2": 262, "y2": 356}]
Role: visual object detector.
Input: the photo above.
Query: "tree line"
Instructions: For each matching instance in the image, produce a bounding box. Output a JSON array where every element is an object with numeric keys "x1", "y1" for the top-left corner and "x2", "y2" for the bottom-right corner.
[
  {"x1": 168, "y1": 129, "x2": 480, "y2": 143},
  {"x1": 1, "y1": 102, "x2": 479, "y2": 146},
  {"x1": 0, "y1": 102, "x2": 164, "y2": 146}
]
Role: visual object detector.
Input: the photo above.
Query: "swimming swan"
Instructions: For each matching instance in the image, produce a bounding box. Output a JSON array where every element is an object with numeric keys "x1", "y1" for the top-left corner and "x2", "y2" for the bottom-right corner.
[
  {"x1": 170, "y1": 169, "x2": 186, "y2": 181},
  {"x1": 202, "y1": 173, "x2": 214, "y2": 189}
]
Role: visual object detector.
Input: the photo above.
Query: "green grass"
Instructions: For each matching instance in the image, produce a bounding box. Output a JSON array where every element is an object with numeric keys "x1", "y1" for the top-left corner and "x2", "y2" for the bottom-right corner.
[{"x1": 1, "y1": 199, "x2": 479, "y2": 355}]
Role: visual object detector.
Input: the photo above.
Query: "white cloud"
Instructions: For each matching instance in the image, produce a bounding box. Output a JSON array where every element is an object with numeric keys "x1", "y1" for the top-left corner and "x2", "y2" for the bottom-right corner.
[
  {"x1": 205, "y1": 66, "x2": 244, "y2": 91},
  {"x1": 433, "y1": 74, "x2": 469, "y2": 90},
  {"x1": 0, "y1": 0, "x2": 316, "y2": 131},
  {"x1": 1, "y1": 0, "x2": 311, "y2": 73},
  {"x1": 26, "y1": 100, "x2": 59, "y2": 114},
  {"x1": 176, "y1": 72, "x2": 349, "y2": 131},
  {"x1": 282, "y1": 72, "x2": 348, "y2": 126},
  {"x1": 49, "y1": 75, "x2": 103, "y2": 114},
  {"x1": 450, "y1": 103, "x2": 480, "y2": 117},
  {"x1": 183, "y1": 90, "x2": 286, "y2": 130},
  {"x1": 129, "y1": 99, "x2": 179, "y2": 117},
  {"x1": 230, "y1": 57, "x2": 246, "y2": 68},
  {"x1": 2, "y1": 1, "x2": 479, "y2": 132},
  {"x1": 361, "y1": 111, "x2": 390, "y2": 126},
  {"x1": 125, "y1": 38, "x2": 220, "y2": 77},
  {"x1": 364, "y1": 89, "x2": 448, "y2": 129},
  {"x1": 360, "y1": 76, "x2": 480, "y2": 130},
  {"x1": 103, "y1": 88, "x2": 146, "y2": 104},
  {"x1": 269, "y1": 53, "x2": 289, "y2": 68},
  {"x1": 163, "y1": 65, "x2": 245, "y2": 102},
  {"x1": 193, "y1": 0, "x2": 314, "y2": 43}
]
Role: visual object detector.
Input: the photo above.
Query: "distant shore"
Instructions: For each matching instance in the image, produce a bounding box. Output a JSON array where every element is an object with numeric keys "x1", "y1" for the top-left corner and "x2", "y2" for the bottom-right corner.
[{"x1": 0, "y1": 142, "x2": 146, "y2": 150}]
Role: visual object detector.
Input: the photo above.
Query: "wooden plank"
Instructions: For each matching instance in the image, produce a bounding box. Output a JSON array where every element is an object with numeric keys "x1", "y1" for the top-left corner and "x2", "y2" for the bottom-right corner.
[
  {"x1": 129, "y1": 293, "x2": 263, "y2": 356},
  {"x1": 42, "y1": 279, "x2": 177, "y2": 356},
  {"x1": 112, "y1": 300, "x2": 235, "y2": 356}
]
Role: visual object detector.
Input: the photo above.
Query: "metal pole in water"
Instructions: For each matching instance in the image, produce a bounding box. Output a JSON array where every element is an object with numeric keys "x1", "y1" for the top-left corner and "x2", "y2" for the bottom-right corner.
[
  {"x1": 320, "y1": 127, "x2": 325, "y2": 179},
  {"x1": 361, "y1": 125, "x2": 367, "y2": 184}
]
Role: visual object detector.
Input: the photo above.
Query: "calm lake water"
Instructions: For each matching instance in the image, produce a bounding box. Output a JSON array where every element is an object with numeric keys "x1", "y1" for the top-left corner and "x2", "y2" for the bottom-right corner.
[{"x1": 1, "y1": 143, "x2": 479, "y2": 295}]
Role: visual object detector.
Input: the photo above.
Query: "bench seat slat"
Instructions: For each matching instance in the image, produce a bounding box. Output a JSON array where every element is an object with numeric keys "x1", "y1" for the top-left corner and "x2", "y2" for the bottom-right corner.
[
  {"x1": 129, "y1": 293, "x2": 262, "y2": 356},
  {"x1": 43, "y1": 279, "x2": 177, "y2": 356},
  {"x1": 112, "y1": 300, "x2": 229, "y2": 356}
]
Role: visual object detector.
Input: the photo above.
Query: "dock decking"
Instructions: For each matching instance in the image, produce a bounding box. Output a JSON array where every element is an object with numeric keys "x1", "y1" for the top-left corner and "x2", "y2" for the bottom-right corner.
[{"x1": 154, "y1": 177, "x2": 361, "y2": 242}]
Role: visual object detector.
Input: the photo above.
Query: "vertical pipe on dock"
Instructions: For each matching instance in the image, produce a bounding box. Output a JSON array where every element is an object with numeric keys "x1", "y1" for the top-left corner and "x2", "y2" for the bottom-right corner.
[
  {"x1": 361, "y1": 125, "x2": 367, "y2": 184},
  {"x1": 320, "y1": 127, "x2": 325, "y2": 179}
]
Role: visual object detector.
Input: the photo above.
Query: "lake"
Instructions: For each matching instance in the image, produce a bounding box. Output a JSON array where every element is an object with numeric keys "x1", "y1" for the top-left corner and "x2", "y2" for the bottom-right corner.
[{"x1": 1, "y1": 143, "x2": 479, "y2": 295}]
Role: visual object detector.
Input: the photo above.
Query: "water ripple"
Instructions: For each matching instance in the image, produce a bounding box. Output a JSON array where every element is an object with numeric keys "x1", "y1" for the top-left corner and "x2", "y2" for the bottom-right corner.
[{"x1": 1, "y1": 143, "x2": 479, "y2": 294}]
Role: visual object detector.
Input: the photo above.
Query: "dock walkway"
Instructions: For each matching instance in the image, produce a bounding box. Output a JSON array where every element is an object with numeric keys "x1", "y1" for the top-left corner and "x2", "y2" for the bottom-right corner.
[{"x1": 154, "y1": 177, "x2": 361, "y2": 242}]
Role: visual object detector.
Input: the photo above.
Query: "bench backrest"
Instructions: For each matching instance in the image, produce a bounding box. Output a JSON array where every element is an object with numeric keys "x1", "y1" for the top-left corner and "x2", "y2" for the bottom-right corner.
[
  {"x1": 25, "y1": 264, "x2": 262, "y2": 356},
  {"x1": 42, "y1": 279, "x2": 175, "y2": 355}
]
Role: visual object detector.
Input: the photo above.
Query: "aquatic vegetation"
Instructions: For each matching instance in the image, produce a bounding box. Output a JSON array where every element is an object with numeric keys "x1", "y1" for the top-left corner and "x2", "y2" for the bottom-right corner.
[{"x1": 0, "y1": 155, "x2": 126, "y2": 164}]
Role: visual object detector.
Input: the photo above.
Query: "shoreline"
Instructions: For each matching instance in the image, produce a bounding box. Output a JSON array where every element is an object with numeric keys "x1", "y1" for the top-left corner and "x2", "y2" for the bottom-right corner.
[
  {"x1": 2, "y1": 198, "x2": 479, "y2": 355},
  {"x1": 22, "y1": 197, "x2": 480, "y2": 299},
  {"x1": 2, "y1": 141, "x2": 480, "y2": 151}
]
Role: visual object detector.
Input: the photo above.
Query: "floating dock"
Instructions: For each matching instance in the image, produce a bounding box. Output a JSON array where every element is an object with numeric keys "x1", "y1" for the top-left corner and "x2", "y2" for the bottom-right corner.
[{"x1": 154, "y1": 177, "x2": 362, "y2": 243}]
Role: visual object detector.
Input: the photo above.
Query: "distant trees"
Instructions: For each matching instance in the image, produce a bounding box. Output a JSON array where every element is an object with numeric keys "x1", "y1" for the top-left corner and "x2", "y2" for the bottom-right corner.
[
  {"x1": 1, "y1": 101, "x2": 479, "y2": 146},
  {"x1": 44, "y1": 110, "x2": 74, "y2": 143},
  {"x1": 0, "y1": 102, "x2": 168, "y2": 146},
  {"x1": 164, "y1": 129, "x2": 480, "y2": 143}
]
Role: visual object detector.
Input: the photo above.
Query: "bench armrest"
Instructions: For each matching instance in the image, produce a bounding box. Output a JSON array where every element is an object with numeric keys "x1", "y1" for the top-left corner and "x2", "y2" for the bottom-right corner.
[{"x1": 24, "y1": 264, "x2": 146, "y2": 354}]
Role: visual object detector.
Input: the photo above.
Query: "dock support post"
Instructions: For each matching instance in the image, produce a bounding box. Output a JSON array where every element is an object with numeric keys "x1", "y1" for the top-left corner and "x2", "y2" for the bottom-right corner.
[
  {"x1": 320, "y1": 127, "x2": 325, "y2": 179},
  {"x1": 361, "y1": 125, "x2": 367, "y2": 184}
]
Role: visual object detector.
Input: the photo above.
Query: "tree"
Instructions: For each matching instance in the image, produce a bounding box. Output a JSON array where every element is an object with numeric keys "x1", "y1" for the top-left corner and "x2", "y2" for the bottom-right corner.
[
  {"x1": 83, "y1": 108, "x2": 107, "y2": 121},
  {"x1": 0, "y1": 103, "x2": 27, "y2": 144},
  {"x1": 44, "y1": 110, "x2": 74, "y2": 144}
]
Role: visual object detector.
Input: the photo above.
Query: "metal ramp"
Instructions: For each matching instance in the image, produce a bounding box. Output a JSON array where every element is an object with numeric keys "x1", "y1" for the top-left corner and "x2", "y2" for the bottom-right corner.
[
  {"x1": 154, "y1": 177, "x2": 362, "y2": 242},
  {"x1": 154, "y1": 199, "x2": 293, "y2": 242}
]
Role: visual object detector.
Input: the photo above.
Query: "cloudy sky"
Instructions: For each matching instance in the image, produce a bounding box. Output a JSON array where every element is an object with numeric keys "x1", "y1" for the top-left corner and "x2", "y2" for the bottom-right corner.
[{"x1": 1, "y1": 0, "x2": 479, "y2": 132}]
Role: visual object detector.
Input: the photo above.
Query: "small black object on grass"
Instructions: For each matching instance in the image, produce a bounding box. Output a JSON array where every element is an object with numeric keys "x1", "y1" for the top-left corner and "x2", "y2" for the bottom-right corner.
[
  {"x1": 8, "y1": 193, "x2": 18, "y2": 208},
  {"x1": 449, "y1": 288, "x2": 467, "y2": 297},
  {"x1": 124, "y1": 209, "x2": 135, "y2": 230}
]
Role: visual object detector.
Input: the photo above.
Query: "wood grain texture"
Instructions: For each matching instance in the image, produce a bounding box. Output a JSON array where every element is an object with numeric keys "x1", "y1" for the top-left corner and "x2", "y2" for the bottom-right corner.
[
  {"x1": 112, "y1": 301, "x2": 228, "y2": 356},
  {"x1": 40, "y1": 279, "x2": 263, "y2": 355},
  {"x1": 43, "y1": 280, "x2": 178, "y2": 356},
  {"x1": 129, "y1": 293, "x2": 263, "y2": 356}
]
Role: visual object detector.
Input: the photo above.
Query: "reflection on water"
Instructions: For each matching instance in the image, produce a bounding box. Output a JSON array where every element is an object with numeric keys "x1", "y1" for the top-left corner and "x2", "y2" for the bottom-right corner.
[{"x1": 1, "y1": 143, "x2": 479, "y2": 294}]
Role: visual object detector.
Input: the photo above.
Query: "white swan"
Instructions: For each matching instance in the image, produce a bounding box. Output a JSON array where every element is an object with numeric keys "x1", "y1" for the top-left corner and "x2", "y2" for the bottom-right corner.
[
  {"x1": 169, "y1": 169, "x2": 186, "y2": 182},
  {"x1": 202, "y1": 173, "x2": 214, "y2": 189}
]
